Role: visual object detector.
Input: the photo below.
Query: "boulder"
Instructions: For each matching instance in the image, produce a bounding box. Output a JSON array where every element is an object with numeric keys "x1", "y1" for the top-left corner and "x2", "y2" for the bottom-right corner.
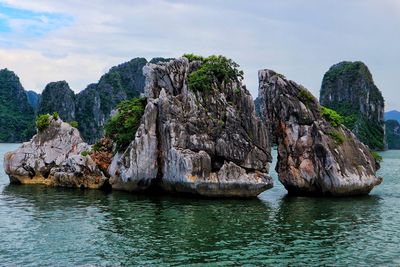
[
  {"x1": 4, "y1": 116, "x2": 107, "y2": 189},
  {"x1": 258, "y1": 69, "x2": 382, "y2": 196}
]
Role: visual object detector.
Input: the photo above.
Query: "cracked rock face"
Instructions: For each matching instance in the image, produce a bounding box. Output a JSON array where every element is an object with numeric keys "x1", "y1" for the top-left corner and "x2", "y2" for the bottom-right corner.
[
  {"x1": 4, "y1": 117, "x2": 107, "y2": 189},
  {"x1": 258, "y1": 69, "x2": 382, "y2": 196},
  {"x1": 109, "y1": 58, "x2": 272, "y2": 197}
]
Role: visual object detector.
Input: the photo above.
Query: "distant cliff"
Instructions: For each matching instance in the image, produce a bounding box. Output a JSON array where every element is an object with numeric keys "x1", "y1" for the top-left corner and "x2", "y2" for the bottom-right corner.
[
  {"x1": 320, "y1": 61, "x2": 386, "y2": 150},
  {"x1": 25, "y1": 90, "x2": 40, "y2": 110},
  {"x1": 386, "y1": 120, "x2": 400, "y2": 149},
  {"x1": 33, "y1": 57, "x2": 170, "y2": 144},
  {"x1": 385, "y1": 110, "x2": 400, "y2": 122},
  {"x1": 75, "y1": 57, "x2": 148, "y2": 143},
  {"x1": 37, "y1": 81, "x2": 76, "y2": 122},
  {"x1": 0, "y1": 69, "x2": 35, "y2": 142}
]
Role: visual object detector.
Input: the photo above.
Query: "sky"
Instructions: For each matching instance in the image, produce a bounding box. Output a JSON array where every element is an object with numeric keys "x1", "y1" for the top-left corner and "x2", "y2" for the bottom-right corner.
[{"x1": 0, "y1": 0, "x2": 399, "y2": 110}]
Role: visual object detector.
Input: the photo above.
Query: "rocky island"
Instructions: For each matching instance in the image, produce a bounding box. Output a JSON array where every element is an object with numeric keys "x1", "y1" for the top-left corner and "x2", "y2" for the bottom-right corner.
[
  {"x1": 258, "y1": 69, "x2": 382, "y2": 196},
  {"x1": 4, "y1": 56, "x2": 273, "y2": 197},
  {"x1": 3, "y1": 56, "x2": 383, "y2": 197}
]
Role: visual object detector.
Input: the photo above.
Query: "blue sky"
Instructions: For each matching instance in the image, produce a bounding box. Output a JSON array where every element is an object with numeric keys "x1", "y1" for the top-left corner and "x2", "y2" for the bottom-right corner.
[
  {"x1": 0, "y1": 0, "x2": 399, "y2": 110},
  {"x1": 0, "y1": 4, "x2": 71, "y2": 39}
]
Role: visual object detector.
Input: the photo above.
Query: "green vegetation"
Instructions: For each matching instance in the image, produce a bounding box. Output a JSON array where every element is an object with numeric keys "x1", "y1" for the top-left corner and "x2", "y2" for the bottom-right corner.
[
  {"x1": 0, "y1": 69, "x2": 36, "y2": 142},
  {"x1": 184, "y1": 54, "x2": 244, "y2": 92},
  {"x1": 321, "y1": 107, "x2": 343, "y2": 127},
  {"x1": 276, "y1": 73, "x2": 286, "y2": 79},
  {"x1": 182, "y1": 53, "x2": 204, "y2": 62},
  {"x1": 357, "y1": 120, "x2": 385, "y2": 151},
  {"x1": 299, "y1": 89, "x2": 315, "y2": 106},
  {"x1": 52, "y1": 112, "x2": 59, "y2": 120},
  {"x1": 104, "y1": 97, "x2": 146, "y2": 151},
  {"x1": 81, "y1": 150, "x2": 91, "y2": 157},
  {"x1": 327, "y1": 130, "x2": 345, "y2": 145},
  {"x1": 323, "y1": 61, "x2": 374, "y2": 85},
  {"x1": 371, "y1": 151, "x2": 383, "y2": 163},
  {"x1": 92, "y1": 141, "x2": 102, "y2": 152},
  {"x1": 385, "y1": 120, "x2": 400, "y2": 149},
  {"x1": 68, "y1": 121, "x2": 79, "y2": 128},
  {"x1": 36, "y1": 114, "x2": 51, "y2": 132}
]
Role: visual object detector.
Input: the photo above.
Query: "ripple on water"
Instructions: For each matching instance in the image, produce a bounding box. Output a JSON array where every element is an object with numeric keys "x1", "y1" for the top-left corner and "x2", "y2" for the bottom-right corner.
[{"x1": 0, "y1": 145, "x2": 399, "y2": 266}]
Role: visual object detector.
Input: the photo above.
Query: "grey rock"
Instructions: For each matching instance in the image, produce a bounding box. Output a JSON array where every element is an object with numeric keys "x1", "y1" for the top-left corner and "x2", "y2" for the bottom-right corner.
[
  {"x1": 258, "y1": 69, "x2": 382, "y2": 196},
  {"x1": 108, "y1": 100, "x2": 159, "y2": 191},
  {"x1": 4, "y1": 116, "x2": 107, "y2": 189},
  {"x1": 110, "y1": 58, "x2": 272, "y2": 197}
]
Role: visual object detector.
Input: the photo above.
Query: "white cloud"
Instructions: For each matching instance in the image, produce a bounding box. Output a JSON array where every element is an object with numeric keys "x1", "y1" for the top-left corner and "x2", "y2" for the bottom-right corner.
[{"x1": 0, "y1": 0, "x2": 399, "y2": 110}]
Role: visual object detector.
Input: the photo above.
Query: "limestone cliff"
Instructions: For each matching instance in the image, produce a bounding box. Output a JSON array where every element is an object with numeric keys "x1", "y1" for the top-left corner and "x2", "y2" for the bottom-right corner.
[
  {"x1": 75, "y1": 57, "x2": 148, "y2": 143},
  {"x1": 108, "y1": 57, "x2": 272, "y2": 197},
  {"x1": 37, "y1": 81, "x2": 76, "y2": 122},
  {"x1": 4, "y1": 57, "x2": 273, "y2": 198},
  {"x1": 320, "y1": 61, "x2": 386, "y2": 150},
  {"x1": 0, "y1": 69, "x2": 35, "y2": 142},
  {"x1": 259, "y1": 69, "x2": 382, "y2": 196}
]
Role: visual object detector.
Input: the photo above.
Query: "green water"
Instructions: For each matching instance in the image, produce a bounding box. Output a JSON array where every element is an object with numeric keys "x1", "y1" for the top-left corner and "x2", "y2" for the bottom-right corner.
[{"x1": 0, "y1": 143, "x2": 399, "y2": 266}]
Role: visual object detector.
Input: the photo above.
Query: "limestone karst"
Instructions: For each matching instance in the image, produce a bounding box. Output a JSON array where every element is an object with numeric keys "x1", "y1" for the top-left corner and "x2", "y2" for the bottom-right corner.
[
  {"x1": 320, "y1": 61, "x2": 386, "y2": 150},
  {"x1": 258, "y1": 69, "x2": 382, "y2": 196}
]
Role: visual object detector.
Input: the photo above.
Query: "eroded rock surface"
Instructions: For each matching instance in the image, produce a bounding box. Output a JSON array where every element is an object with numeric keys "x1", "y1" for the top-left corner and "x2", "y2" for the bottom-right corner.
[
  {"x1": 258, "y1": 69, "x2": 382, "y2": 196},
  {"x1": 4, "y1": 116, "x2": 107, "y2": 189},
  {"x1": 109, "y1": 58, "x2": 272, "y2": 197}
]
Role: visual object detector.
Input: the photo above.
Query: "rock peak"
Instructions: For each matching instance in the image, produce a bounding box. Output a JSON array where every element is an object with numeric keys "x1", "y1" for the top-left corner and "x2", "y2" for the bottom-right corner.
[{"x1": 320, "y1": 61, "x2": 385, "y2": 150}]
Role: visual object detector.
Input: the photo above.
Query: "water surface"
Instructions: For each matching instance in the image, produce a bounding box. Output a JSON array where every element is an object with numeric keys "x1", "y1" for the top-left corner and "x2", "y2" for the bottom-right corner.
[{"x1": 0, "y1": 144, "x2": 399, "y2": 266}]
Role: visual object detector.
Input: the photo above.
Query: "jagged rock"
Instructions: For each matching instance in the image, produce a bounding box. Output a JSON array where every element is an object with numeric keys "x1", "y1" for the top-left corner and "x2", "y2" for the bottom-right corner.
[
  {"x1": 108, "y1": 100, "x2": 159, "y2": 191},
  {"x1": 320, "y1": 61, "x2": 386, "y2": 150},
  {"x1": 258, "y1": 69, "x2": 382, "y2": 196},
  {"x1": 109, "y1": 58, "x2": 272, "y2": 197},
  {"x1": 38, "y1": 81, "x2": 76, "y2": 122},
  {"x1": 4, "y1": 116, "x2": 107, "y2": 189}
]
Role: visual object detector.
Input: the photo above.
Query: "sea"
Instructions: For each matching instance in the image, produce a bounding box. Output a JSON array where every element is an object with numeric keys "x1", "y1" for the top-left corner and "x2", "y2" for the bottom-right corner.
[{"x1": 0, "y1": 143, "x2": 399, "y2": 266}]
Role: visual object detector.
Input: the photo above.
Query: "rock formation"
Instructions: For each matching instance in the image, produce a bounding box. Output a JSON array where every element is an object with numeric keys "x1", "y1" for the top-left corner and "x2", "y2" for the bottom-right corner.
[
  {"x1": 0, "y1": 57, "x2": 172, "y2": 144},
  {"x1": 385, "y1": 120, "x2": 400, "y2": 149},
  {"x1": 38, "y1": 81, "x2": 76, "y2": 122},
  {"x1": 4, "y1": 57, "x2": 272, "y2": 198},
  {"x1": 0, "y1": 69, "x2": 35, "y2": 142},
  {"x1": 320, "y1": 61, "x2": 386, "y2": 150},
  {"x1": 108, "y1": 57, "x2": 272, "y2": 197},
  {"x1": 5, "y1": 56, "x2": 385, "y2": 198},
  {"x1": 4, "y1": 115, "x2": 107, "y2": 189},
  {"x1": 259, "y1": 69, "x2": 382, "y2": 196},
  {"x1": 25, "y1": 90, "x2": 40, "y2": 111}
]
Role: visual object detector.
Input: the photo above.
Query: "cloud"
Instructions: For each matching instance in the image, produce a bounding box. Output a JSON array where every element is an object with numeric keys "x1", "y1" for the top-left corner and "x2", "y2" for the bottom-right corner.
[{"x1": 0, "y1": 0, "x2": 399, "y2": 110}]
